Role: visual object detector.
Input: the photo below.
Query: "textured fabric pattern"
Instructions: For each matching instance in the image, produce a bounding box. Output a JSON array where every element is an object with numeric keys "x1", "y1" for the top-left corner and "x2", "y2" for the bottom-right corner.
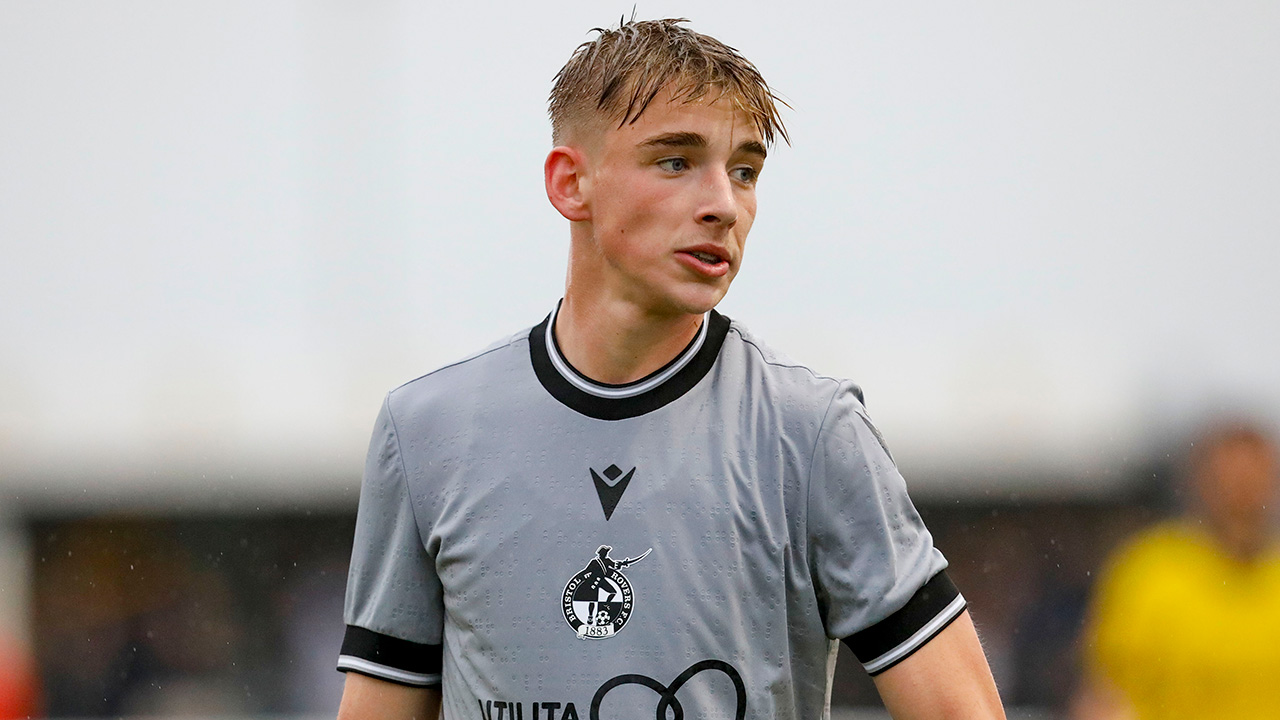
[{"x1": 341, "y1": 311, "x2": 953, "y2": 720}]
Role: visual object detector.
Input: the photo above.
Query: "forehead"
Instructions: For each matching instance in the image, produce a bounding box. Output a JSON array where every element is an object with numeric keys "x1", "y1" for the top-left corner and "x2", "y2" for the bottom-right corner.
[
  {"x1": 1201, "y1": 436, "x2": 1276, "y2": 475},
  {"x1": 599, "y1": 89, "x2": 763, "y2": 149}
]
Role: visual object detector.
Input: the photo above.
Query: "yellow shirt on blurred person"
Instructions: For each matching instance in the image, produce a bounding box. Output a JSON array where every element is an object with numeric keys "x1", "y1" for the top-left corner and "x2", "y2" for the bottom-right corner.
[{"x1": 1084, "y1": 522, "x2": 1280, "y2": 720}]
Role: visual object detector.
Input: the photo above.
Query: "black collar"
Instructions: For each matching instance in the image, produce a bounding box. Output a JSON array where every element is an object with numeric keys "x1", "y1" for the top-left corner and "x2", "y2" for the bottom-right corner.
[{"x1": 528, "y1": 304, "x2": 731, "y2": 421}]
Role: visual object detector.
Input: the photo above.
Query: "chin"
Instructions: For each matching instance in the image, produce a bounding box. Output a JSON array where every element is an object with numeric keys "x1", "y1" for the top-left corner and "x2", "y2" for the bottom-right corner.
[{"x1": 667, "y1": 287, "x2": 729, "y2": 316}]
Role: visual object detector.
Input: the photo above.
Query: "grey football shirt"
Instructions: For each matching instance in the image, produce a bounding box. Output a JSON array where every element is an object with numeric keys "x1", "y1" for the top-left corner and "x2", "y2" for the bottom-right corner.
[{"x1": 338, "y1": 304, "x2": 963, "y2": 720}]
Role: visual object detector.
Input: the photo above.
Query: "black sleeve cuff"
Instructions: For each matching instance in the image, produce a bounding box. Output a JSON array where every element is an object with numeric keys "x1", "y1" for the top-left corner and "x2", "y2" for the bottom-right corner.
[
  {"x1": 336, "y1": 625, "x2": 443, "y2": 687},
  {"x1": 841, "y1": 570, "x2": 967, "y2": 676}
]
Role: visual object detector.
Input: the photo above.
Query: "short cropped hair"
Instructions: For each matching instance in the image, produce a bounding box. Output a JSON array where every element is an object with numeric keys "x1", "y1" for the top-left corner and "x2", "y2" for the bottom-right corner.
[
  {"x1": 549, "y1": 18, "x2": 789, "y2": 147},
  {"x1": 1191, "y1": 420, "x2": 1274, "y2": 471}
]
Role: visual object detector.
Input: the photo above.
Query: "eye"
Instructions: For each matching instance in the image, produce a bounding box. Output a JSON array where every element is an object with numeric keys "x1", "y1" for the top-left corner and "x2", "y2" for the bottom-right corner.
[
  {"x1": 657, "y1": 157, "x2": 687, "y2": 173},
  {"x1": 731, "y1": 166, "x2": 759, "y2": 184}
]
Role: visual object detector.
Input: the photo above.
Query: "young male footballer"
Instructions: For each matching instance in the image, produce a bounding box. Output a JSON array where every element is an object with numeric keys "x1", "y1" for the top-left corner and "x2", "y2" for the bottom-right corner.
[{"x1": 336, "y1": 18, "x2": 1005, "y2": 720}]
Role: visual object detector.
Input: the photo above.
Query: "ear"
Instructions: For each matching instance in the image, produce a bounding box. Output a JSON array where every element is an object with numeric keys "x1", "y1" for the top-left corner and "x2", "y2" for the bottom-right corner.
[{"x1": 545, "y1": 145, "x2": 591, "y2": 222}]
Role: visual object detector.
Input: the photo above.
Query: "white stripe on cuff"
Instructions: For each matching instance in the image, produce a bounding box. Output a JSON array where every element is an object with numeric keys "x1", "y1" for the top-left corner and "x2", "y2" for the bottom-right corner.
[
  {"x1": 337, "y1": 655, "x2": 442, "y2": 686},
  {"x1": 861, "y1": 594, "x2": 967, "y2": 675}
]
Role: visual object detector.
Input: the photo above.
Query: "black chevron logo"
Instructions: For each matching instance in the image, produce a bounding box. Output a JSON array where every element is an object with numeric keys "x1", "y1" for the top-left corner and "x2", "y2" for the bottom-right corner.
[{"x1": 590, "y1": 464, "x2": 635, "y2": 521}]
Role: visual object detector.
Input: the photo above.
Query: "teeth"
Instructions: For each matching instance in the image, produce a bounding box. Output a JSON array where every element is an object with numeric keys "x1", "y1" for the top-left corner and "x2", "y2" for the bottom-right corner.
[{"x1": 690, "y1": 251, "x2": 720, "y2": 264}]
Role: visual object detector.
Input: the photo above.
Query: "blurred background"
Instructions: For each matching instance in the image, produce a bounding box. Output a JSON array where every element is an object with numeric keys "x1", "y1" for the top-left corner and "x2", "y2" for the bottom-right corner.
[{"x1": 2, "y1": 1, "x2": 1278, "y2": 718}]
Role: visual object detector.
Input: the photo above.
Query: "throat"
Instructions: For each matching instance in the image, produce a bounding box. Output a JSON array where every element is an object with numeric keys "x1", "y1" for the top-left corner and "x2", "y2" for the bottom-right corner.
[{"x1": 552, "y1": 300, "x2": 705, "y2": 385}]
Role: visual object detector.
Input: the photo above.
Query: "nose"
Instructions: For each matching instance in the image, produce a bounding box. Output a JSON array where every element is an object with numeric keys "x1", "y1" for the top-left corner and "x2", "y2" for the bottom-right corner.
[{"x1": 696, "y1": 169, "x2": 738, "y2": 228}]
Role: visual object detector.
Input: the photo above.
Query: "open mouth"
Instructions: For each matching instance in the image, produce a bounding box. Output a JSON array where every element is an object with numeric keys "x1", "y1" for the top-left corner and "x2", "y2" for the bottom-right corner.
[{"x1": 686, "y1": 250, "x2": 724, "y2": 265}]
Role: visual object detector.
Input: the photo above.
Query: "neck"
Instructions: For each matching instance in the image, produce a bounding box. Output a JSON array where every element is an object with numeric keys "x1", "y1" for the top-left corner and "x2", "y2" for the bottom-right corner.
[
  {"x1": 1205, "y1": 514, "x2": 1272, "y2": 563},
  {"x1": 554, "y1": 293, "x2": 704, "y2": 385}
]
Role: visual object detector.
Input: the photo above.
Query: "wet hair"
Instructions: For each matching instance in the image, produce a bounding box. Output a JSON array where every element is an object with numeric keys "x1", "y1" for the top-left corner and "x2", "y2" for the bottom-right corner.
[{"x1": 548, "y1": 17, "x2": 789, "y2": 147}]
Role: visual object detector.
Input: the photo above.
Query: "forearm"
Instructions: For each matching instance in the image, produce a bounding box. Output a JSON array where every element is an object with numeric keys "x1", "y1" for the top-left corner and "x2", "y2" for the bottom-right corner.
[
  {"x1": 872, "y1": 611, "x2": 1006, "y2": 719},
  {"x1": 337, "y1": 672, "x2": 441, "y2": 720}
]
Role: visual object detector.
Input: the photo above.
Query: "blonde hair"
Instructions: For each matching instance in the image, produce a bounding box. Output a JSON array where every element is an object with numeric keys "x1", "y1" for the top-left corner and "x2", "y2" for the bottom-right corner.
[{"x1": 549, "y1": 17, "x2": 789, "y2": 147}]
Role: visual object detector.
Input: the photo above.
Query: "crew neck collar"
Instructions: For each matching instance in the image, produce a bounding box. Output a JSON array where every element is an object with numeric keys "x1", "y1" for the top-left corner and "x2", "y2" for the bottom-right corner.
[{"x1": 528, "y1": 301, "x2": 731, "y2": 420}]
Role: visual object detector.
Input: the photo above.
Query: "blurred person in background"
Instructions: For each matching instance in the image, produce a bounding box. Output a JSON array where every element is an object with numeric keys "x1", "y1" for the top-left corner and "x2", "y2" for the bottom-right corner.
[
  {"x1": 0, "y1": 632, "x2": 41, "y2": 720},
  {"x1": 1072, "y1": 420, "x2": 1280, "y2": 719}
]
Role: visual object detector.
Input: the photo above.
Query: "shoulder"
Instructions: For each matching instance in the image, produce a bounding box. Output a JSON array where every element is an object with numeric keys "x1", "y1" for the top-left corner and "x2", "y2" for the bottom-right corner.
[
  {"x1": 721, "y1": 317, "x2": 863, "y2": 414},
  {"x1": 1093, "y1": 522, "x2": 1210, "y2": 613},
  {"x1": 721, "y1": 318, "x2": 891, "y2": 455},
  {"x1": 1105, "y1": 522, "x2": 1208, "y2": 575},
  {"x1": 385, "y1": 327, "x2": 531, "y2": 418}
]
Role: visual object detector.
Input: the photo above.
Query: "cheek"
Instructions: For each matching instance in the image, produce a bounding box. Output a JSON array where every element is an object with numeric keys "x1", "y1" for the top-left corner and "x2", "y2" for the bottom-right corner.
[
  {"x1": 736, "y1": 199, "x2": 758, "y2": 238},
  {"x1": 599, "y1": 177, "x2": 666, "y2": 224},
  {"x1": 1219, "y1": 455, "x2": 1277, "y2": 506}
]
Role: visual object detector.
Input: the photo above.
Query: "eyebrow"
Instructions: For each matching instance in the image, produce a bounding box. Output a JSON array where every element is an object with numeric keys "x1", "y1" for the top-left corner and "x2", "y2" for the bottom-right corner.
[
  {"x1": 638, "y1": 132, "x2": 707, "y2": 149},
  {"x1": 638, "y1": 132, "x2": 768, "y2": 159},
  {"x1": 737, "y1": 140, "x2": 768, "y2": 160}
]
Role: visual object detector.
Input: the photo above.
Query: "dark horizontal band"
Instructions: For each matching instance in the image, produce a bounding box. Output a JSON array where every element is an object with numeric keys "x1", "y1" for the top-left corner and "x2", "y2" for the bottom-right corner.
[
  {"x1": 529, "y1": 308, "x2": 731, "y2": 420},
  {"x1": 842, "y1": 570, "x2": 966, "y2": 675},
  {"x1": 337, "y1": 625, "x2": 442, "y2": 687}
]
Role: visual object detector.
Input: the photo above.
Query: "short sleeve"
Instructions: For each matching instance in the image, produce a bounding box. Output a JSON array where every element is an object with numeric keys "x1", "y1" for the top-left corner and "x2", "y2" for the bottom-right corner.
[
  {"x1": 807, "y1": 384, "x2": 964, "y2": 675},
  {"x1": 1082, "y1": 527, "x2": 1174, "y2": 700},
  {"x1": 336, "y1": 396, "x2": 444, "y2": 687}
]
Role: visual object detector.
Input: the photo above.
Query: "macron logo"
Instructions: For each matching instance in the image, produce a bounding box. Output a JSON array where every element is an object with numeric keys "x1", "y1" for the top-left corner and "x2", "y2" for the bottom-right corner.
[{"x1": 589, "y1": 464, "x2": 635, "y2": 521}]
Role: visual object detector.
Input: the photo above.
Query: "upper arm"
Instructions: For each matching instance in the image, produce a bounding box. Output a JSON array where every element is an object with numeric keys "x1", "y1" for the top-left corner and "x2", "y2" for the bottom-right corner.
[
  {"x1": 805, "y1": 387, "x2": 1003, "y2": 716},
  {"x1": 806, "y1": 386, "x2": 955, "y2": 663},
  {"x1": 338, "y1": 397, "x2": 446, "y2": 687},
  {"x1": 338, "y1": 672, "x2": 441, "y2": 720},
  {"x1": 872, "y1": 610, "x2": 1006, "y2": 720}
]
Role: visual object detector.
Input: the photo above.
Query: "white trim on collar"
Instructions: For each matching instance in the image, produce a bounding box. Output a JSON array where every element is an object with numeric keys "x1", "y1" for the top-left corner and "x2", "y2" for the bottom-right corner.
[{"x1": 545, "y1": 303, "x2": 710, "y2": 400}]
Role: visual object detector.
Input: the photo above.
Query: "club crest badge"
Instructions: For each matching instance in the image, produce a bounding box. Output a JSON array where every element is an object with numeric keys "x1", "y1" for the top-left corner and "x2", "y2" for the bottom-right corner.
[{"x1": 562, "y1": 545, "x2": 651, "y2": 640}]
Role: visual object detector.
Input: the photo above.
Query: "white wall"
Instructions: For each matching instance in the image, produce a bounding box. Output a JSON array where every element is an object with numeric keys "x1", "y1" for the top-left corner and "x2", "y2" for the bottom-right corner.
[{"x1": 2, "y1": 1, "x2": 1278, "y2": 505}]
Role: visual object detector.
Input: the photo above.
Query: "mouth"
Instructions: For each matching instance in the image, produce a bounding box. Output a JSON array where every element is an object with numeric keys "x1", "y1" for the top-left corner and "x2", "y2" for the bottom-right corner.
[{"x1": 676, "y1": 246, "x2": 733, "y2": 278}]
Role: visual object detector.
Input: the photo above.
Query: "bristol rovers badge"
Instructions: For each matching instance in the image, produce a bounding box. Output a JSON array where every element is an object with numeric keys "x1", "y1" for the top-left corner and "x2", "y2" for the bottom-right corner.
[{"x1": 562, "y1": 545, "x2": 651, "y2": 640}]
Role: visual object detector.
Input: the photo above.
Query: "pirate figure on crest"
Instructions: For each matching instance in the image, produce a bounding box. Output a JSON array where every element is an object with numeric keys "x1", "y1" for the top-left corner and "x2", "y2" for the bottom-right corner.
[{"x1": 561, "y1": 545, "x2": 651, "y2": 640}]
